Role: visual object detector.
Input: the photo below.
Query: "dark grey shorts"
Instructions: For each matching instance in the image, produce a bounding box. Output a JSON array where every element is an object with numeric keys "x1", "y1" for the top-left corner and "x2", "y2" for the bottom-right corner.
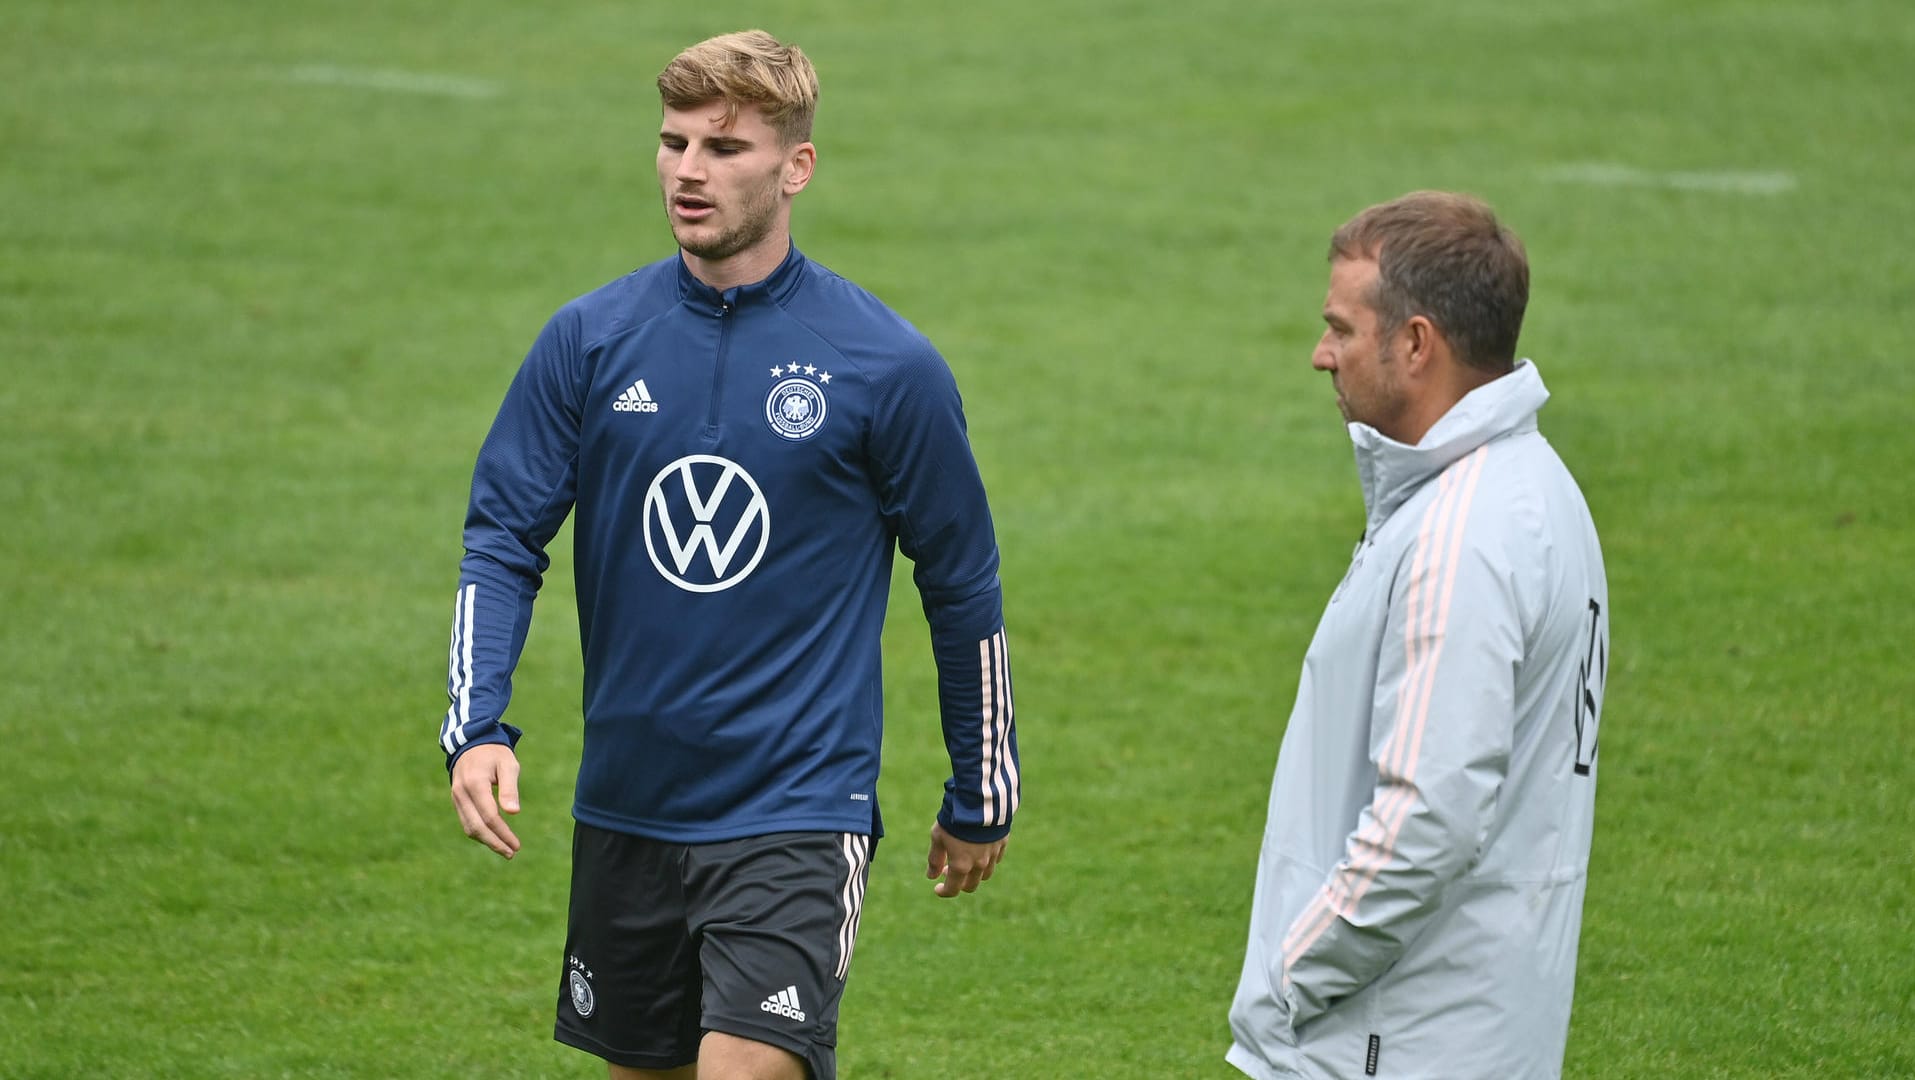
[{"x1": 553, "y1": 824, "x2": 874, "y2": 1080}]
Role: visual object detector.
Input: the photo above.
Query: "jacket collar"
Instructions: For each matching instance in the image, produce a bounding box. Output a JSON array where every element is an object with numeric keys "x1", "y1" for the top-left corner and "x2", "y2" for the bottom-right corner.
[
  {"x1": 1349, "y1": 359, "x2": 1550, "y2": 534},
  {"x1": 675, "y1": 243, "x2": 808, "y2": 314}
]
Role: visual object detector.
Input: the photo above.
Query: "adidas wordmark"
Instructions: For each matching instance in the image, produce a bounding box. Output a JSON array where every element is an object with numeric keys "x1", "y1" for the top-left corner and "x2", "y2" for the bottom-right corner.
[
  {"x1": 613, "y1": 379, "x2": 659, "y2": 413},
  {"x1": 760, "y1": 985, "x2": 806, "y2": 1022}
]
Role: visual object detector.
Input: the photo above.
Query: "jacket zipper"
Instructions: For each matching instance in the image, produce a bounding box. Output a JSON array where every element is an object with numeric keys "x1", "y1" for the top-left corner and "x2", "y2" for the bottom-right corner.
[{"x1": 705, "y1": 298, "x2": 734, "y2": 438}]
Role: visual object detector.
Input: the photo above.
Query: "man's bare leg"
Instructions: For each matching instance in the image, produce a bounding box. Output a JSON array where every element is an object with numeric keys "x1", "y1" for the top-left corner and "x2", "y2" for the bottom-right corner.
[
  {"x1": 609, "y1": 1064, "x2": 697, "y2": 1080},
  {"x1": 606, "y1": 1032, "x2": 803, "y2": 1080},
  {"x1": 694, "y1": 1030, "x2": 807, "y2": 1080}
]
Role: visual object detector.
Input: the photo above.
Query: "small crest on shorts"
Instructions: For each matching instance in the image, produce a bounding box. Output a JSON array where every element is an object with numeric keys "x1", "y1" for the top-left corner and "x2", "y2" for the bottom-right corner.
[
  {"x1": 765, "y1": 363, "x2": 831, "y2": 441},
  {"x1": 568, "y1": 957, "x2": 596, "y2": 1018}
]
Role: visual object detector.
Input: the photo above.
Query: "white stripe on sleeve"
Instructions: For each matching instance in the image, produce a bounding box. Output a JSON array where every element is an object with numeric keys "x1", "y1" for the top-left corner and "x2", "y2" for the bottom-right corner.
[
  {"x1": 978, "y1": 636, "x2": 999, "y2": 824},
  {"x1": 439, "y1": 584, "x2": 477, "y2": 754},
  {"x1": 974, "y1": 629, "x2": 1019, "y2": 827},
  {"x1": 995, "y1": 630, "x2": 1020, "y2": 816}
]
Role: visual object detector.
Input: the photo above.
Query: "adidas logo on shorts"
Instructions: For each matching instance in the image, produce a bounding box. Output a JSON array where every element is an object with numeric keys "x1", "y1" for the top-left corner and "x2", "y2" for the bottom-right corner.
[
  {"x1": 613, "y1": 379, "x2": 659, "y2": 413},
  {"x1": 760, "y1": 985, "x2": 806, "y2": 1022}
]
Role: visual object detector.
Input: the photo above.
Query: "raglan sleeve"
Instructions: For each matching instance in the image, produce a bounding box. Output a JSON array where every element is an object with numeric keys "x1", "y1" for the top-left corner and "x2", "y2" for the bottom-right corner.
[
  {"x1": 1274, "y1": 483, "x2": 1531, "y2": 1032},
  {"x1": 437, "y1": 308, "x2": 585, "y2": 772},
  {"x1": 869, "y1": 343, "x2": 1018, "y2": 843}
]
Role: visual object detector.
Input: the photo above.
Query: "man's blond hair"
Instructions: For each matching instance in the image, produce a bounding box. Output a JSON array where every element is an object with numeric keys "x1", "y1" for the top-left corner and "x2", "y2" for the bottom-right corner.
[{"x1": 657, "y1": 30, "x2": 819, "y2": 145}]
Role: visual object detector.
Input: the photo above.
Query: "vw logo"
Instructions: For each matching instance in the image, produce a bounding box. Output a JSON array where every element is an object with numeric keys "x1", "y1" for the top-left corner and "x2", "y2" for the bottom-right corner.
[{"x1": 642, "y1": 454, "x2": 770, "y2": 593}]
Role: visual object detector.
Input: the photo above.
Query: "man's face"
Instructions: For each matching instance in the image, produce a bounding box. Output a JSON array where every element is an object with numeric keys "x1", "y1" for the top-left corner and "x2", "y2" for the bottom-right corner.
[
  {"x1": 1313, "y1": 257, "x2": 1408, "y2": 436},
  {"x1": 656, "y1": 101, "x2": 804, "y2": 264}
]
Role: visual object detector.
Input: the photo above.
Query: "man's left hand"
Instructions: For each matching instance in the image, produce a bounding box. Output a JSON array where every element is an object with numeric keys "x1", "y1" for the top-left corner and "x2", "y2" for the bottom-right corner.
[{"x1": 925, "y1": 822, "x2": 1008, "y2": 899}]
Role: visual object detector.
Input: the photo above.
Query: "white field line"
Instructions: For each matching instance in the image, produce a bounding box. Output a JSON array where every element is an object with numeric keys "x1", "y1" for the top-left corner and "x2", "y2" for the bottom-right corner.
[
  {"x1": 1542, "y1": 162, "x2": 1797, "y2": 196},
  {"x1": 281, "y1": 64, "x2": 502, "y2": 100}
]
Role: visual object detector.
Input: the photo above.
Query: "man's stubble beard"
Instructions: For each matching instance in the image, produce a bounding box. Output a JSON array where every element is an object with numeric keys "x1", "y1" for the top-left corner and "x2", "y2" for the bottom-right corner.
[{"x1": 673, "y1": 171, "x2": 783, "y2": 262}]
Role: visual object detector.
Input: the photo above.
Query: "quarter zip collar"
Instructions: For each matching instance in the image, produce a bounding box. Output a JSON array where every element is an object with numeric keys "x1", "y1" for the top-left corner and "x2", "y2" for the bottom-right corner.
[
  {"x1": 1349, "y1": 359, "x2": 1551, "y2": 535},
  {"x1": 674, "y1": 243, "x2": 809, "y2": 315}
]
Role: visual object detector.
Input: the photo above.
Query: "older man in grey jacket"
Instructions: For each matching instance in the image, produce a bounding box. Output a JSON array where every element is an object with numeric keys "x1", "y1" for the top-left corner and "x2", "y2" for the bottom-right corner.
[{"x1": 1228, "y1": 191, "x2": 1609, "y2": 1080}]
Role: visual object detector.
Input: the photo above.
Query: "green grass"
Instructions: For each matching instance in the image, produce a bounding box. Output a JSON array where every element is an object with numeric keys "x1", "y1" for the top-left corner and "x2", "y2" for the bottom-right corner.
[{"x1": 4, "y1": 0, "x2": 1911, "y2": 1076}]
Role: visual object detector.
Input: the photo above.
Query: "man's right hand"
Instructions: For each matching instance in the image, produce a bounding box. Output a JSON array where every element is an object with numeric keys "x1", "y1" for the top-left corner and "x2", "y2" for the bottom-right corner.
[{"x1": 449, "y1": 743, "x2": 522, "y2": 859}]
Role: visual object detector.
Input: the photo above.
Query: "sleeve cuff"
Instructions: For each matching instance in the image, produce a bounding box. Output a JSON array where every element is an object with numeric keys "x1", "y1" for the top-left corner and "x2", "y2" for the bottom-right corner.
[
  {"x1": 443, "y1": 722, "x2": 523, "y2": 776},
  {"x1": 937, "y1": 807, "x2": 1012, "y2": 844}
]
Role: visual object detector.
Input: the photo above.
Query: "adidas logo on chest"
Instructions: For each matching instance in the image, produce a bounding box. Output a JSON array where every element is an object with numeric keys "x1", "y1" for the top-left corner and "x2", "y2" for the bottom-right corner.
[{"x1": 613, "y1": 379, "x2": 659, "y2": 413}]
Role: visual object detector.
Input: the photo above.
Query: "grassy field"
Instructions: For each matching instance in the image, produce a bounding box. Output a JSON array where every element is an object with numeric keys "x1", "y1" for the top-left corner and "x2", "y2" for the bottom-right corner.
[{"x1": 3, "y1": 0, "x2": 1911, "y2": 1076}]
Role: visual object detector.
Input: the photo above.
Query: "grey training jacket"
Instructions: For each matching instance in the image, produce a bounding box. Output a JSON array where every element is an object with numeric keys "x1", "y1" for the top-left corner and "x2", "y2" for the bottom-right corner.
[{"x1": 1228, "y1": 362, "x2": 1609, "y2": 1080}]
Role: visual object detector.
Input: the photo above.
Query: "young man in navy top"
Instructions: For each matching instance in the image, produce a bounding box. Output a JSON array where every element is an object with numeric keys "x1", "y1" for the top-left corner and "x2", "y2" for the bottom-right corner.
[{"x1": 439, "y1": 30, "x2": 1018, "y2": 1080}]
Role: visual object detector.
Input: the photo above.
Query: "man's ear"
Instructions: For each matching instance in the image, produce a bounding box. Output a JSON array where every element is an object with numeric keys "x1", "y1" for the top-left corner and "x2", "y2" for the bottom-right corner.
[
  {"x1": 784, "y1": 142, "x2": 816, "y2": 195},
  {"x1": 1402, "y1": 314, "x2": 1443, "y2": 375}
]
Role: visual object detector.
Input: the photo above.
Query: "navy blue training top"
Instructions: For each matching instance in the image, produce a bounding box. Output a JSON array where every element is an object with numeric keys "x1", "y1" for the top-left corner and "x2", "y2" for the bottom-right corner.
[{"x1": 439, "y1": 246, "x2": 1019, "y2": 844}]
